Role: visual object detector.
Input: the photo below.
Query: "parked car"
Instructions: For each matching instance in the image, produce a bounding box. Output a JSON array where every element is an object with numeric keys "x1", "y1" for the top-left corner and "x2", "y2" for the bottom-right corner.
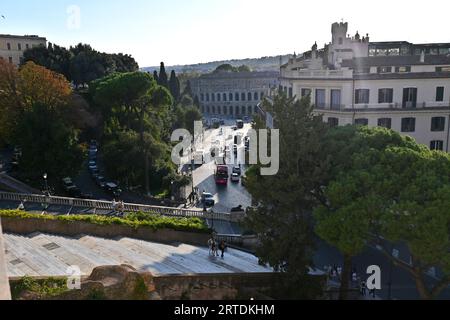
[
  {"x1": 91, "y1": 168, "x2": 100, "y2": 179},
  {"x1": 81, "y1": 192, "x2": 94, "y2": 199},
  {"x1": 95, "y1": 175, "x2": 106, "y2": 188},
  {"x1": 201, "y1": 192, "x2": 215, "y2": 207},
  {"x1": 62, "y1": 177, "x2": 75, "y2": 191},
  {"x1": 232, "y1": 166, "x2": 241, "y2": 175},
  {"x1": 88, "y1": 160, "x2": 97, "y2": 169},
  {"x1": 62, "y1": 177, "x2": 81, "y2": 197},
  {"x1": 105, "y1": 182, "x2": 122, "y2": 197},
  {"x1": 231, "y1": 173, "x2": 240, "y2": 183}
]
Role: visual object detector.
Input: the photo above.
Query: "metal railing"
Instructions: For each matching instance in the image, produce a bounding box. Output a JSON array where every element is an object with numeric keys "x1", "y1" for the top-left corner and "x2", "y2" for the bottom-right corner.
[{"x1": 0, "y1": 191, "x2": 238, "y2": 222}]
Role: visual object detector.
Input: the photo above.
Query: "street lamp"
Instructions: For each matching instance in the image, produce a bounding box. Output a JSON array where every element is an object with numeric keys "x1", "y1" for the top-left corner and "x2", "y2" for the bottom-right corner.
[{"x1": 43, "y1": 173, "x2": 48, "y2": 195}]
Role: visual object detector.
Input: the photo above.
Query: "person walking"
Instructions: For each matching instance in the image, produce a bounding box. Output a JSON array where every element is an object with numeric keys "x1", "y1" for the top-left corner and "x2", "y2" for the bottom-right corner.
[
  {"x1": 360, "y1": 280, "x2": 367, "y2": 297},
  {"x1": 208, "y1": 237, "x2": 216, "y2": 256},
  {"x1": 219, "y1": 240, "x2": 227, "y2": 259}
]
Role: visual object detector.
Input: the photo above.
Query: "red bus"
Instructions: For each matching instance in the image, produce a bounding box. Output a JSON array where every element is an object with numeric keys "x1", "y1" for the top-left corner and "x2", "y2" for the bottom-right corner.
[{"x1": 215, "y1": 165, "x2": 229, "y2": 185}]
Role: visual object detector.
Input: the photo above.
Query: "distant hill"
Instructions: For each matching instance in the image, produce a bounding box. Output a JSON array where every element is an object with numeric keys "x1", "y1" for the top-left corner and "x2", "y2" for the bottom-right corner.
[{"x1": 142, "y1": 54, "x2": 292, "y2": 75}]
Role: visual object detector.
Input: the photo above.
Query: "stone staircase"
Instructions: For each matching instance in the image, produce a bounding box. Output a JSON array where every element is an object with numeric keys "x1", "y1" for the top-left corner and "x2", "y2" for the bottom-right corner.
[{"x1": 4, "y1": 232, "x2": 271, "y2": 278}]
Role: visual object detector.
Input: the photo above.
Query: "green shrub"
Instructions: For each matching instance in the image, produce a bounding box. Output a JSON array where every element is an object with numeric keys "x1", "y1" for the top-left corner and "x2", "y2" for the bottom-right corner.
[
  {"x1": 0, "y1": 210, "x2": 209, "y2": 233},
  {"x1": 11, "y1": 276, "x2": 68, "y2": 300}
]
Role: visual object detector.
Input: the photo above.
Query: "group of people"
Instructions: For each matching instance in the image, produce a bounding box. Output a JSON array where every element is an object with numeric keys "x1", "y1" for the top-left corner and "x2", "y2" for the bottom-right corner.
[
  {"x1": 112, "y1": 199, "x2": 125, "y2": 216},
  {"x1": 326, "y1": 265, "x2": 377, "y2": 299},
  {"x1": 187, "y1": 187, "x2": 200, "y2": 206},
  {"x1": 208, "y1": 237, "x2": 227, "y2": 259}
]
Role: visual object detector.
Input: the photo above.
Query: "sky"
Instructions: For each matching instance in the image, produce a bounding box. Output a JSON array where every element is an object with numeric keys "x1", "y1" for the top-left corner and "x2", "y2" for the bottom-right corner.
[{"x1": 1, "y1": 0, "x2": 449, "y2": 67}]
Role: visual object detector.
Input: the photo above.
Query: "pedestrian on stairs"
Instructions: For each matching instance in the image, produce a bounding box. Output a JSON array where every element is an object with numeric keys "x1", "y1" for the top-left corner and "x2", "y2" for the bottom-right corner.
[{"x1": 219, "y1": 240, "x2": 227, "y2": 259}]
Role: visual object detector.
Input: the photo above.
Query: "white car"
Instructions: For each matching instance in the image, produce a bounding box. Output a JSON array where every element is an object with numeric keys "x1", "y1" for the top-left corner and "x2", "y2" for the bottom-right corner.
[{"x1": 231, "y1": 173, "x2": 240, "y2": 183}]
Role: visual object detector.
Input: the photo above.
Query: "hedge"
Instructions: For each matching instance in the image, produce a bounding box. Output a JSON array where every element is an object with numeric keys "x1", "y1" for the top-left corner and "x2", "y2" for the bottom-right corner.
[{"x1": 0, "y1": 210, "x2": 210, "y2": 233}]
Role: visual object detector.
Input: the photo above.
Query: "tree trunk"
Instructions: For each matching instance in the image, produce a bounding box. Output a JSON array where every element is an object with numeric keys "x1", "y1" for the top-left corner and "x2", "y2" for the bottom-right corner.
[
  {"x1": 339, "y1": 254, "x2": 353, "y2": 300},
  {"x1": 414, "y1": 273, "x2": 432, "y2": 300},
  {"x1": 145, "y1": 152, "x2": 150, "y2": 196}
]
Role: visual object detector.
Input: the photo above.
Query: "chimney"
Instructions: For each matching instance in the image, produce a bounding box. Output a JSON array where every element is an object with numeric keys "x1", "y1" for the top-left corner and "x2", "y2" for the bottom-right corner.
[{"x1": 420, "y1": 50, "x2": 425, "y2": 63}]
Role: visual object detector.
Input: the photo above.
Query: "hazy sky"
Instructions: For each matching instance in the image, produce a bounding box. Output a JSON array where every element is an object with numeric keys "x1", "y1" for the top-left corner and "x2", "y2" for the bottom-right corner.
[{"x1": 1, "y1": 0, "x2": 449, "y2": 67}]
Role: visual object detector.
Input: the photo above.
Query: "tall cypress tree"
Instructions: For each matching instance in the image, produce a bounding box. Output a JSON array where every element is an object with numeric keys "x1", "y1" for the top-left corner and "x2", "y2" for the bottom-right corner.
[
  {"x1": 158, "y1": 62, "x2": 168, "y2": 89},
  {"x1": 169, "y1": 70, "x2": 181, "y2": 102},
  {"x1": 183, "y1": 80, "x2": 193, "y2": 97},
  {"x1": 193, "y1": 95, "x2": 200, "y2": 108},
  {"x1": 153, "y1": 70, "x2": 159, "y2": 84}
]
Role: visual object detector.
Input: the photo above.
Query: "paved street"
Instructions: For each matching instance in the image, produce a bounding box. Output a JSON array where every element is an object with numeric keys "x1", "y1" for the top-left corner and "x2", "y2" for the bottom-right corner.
[{"x1": 189, "y1": 119, "x2": 253, "y2": 213}]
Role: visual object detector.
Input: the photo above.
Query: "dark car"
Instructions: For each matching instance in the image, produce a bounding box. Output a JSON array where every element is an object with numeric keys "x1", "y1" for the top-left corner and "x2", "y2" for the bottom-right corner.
[
  {"x1": 95, "y1": 175, "x2": 106, "y2": 188},
  {"x1": 105, "y1": 182, "x2": 122, "y2": 197},
  {"x1": 62, "y1": 177, "x2": 81, "y2": 197}
]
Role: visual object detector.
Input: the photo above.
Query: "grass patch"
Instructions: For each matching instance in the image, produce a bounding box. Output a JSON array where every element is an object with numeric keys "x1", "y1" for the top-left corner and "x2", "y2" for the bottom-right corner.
[
  {"x1": 0, "y1": 210, "x2": 210, "y2": 233},
  {"x1": 10, "y1": 276, "x2": 68, "y2": 300}
]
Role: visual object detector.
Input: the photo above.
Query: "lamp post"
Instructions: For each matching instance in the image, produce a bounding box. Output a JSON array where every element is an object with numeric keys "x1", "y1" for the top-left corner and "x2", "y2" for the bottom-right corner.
[{"x1": 43, "y1": 173, "x2": 48, "y2": 195}]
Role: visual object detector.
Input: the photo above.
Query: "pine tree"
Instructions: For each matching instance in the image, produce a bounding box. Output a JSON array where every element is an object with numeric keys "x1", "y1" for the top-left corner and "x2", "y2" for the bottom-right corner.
[
  {"x1": 158, "y1": 62, "x2": 168, "y2": 88},
  {"x1": 243, "y1": 94, "x2": 329, "y2": 299}
]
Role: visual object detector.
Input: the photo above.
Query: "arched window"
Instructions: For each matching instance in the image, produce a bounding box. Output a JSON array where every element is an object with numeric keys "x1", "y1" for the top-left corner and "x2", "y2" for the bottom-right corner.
[
  {"x1": 248, "y1": 92, "x2": 252, "y2": 101},
  {"x1": 241, "y1": 106, "x2": 246, "y2": 115},
  {"x1": 248, "y1": 106, "x2": 253, "y2": 114},
  {"x1": 223, "y1": 93, "x2": 227, "y2": 102},
  {"x1": 254, "y1": 92, "x2": 258, "y2": 100},
  {"x1": 212, "y1": 106, "x2": 216, "y2": 114},
  {"x1": 241, "y1": 93, "x2": 246, "y2": 101},
  {"x1": 206, "y1": 106, "x2": 210, "y2": 113},
  {"x1": 229, "y1": 93, "x2": 233, "y2": 101},
  {"x1": 235, "y1": 93, "x2": 240, "y2": 101},
  {"x1": 223, "y1": 106, "x2": 228, "y2": 115},
  {"x1": 236, "y1": 106, "x2": 240, "y2": 116}
]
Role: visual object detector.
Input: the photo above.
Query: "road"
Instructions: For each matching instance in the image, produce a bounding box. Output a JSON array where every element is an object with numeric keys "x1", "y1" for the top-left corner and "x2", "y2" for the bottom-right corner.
[{"x1": 188, "y1": 119, "x2": 253, "y2": 214}]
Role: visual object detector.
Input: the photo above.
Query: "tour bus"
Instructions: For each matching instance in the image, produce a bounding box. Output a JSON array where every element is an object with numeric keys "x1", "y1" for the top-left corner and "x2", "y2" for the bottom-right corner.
[{"x1": 214, "y1": 165, "x2": 229, "y2": 185}]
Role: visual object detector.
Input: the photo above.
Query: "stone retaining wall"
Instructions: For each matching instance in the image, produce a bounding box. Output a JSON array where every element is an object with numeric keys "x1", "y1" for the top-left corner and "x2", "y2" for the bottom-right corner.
[{"x1": 0, "y1": 217, "x2": 210, "y2": 247}]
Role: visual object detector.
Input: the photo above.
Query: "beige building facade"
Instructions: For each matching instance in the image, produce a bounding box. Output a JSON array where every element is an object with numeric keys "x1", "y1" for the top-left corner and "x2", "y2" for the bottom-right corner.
[
  {"x1": 279, "y1": 22, "x2": 450, "y2": 152},
  {"x1": 0, "y1": 34, "x2": 47, "y2": 66}
]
